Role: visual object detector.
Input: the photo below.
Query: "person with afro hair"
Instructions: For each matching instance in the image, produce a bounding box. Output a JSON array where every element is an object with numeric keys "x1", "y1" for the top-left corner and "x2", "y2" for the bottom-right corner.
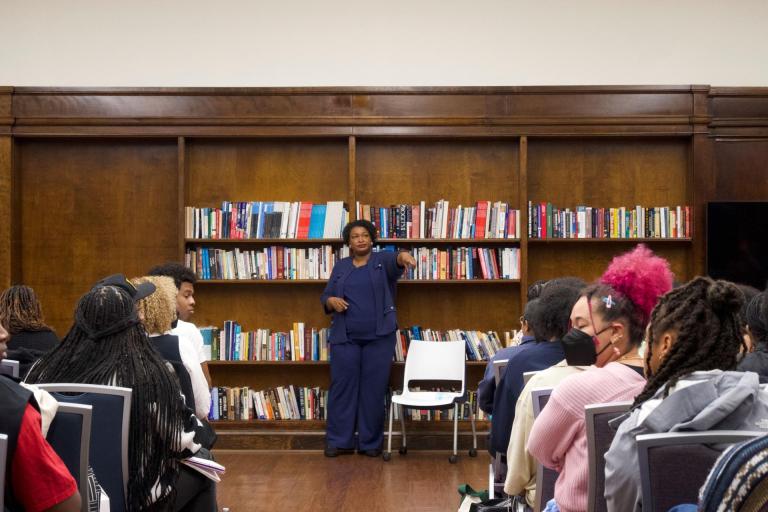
[{"x1": 528, "y1": 245, "x2": 674, "y2": 512}]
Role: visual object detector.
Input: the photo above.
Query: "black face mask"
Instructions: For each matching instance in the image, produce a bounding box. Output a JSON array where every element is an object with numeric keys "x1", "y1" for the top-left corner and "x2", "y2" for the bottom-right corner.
[{"x1": 562, "y1": 326, "x2": 613, "y2": 366}]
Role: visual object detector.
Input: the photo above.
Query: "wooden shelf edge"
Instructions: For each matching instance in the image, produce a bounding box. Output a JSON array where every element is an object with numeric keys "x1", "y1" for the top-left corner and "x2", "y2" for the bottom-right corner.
[
  {"x1": 528, "y1": 238, "x2": 692, "y2": 243},
  {"x1": 195, "y1": 279, "x2": 519, "y2": 284},
  {"x1": 205, "y1": 360, "x2": 490, "y2": 366},
  {"x1": 186, "y1": 238, "x2": 344, "y2": 244}
]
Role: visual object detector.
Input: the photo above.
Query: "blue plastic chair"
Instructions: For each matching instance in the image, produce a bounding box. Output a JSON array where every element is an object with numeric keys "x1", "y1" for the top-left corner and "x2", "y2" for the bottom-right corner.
[
  {"x1": 46, "y1": 403, "x2": 92, "y2": 512},
  {"x1": 37, "y1": 384, "x2": 131, "y2": 512}
]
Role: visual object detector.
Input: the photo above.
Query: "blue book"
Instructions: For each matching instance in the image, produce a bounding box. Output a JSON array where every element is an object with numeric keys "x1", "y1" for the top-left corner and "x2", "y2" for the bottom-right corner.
[
  {"x1": 309, "y1": 204, "x2": 326, "y2": 239},
  {"x1": 234, "y1": 323, "x2": 242, "y2": 360},
  {"x1": 210, "y1": 387, "x2": 219, "y2": 420}
]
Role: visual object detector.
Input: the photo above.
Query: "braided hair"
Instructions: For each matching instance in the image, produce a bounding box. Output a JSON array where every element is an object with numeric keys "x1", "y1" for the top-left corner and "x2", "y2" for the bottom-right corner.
[
  {"x1": 633, "y1": 277, "x2": 745, "y2": 407},
  {"x1": 0, "y1": 285, "x2": 51, "y2": 334},
  {"x1": 26, "y1": 285, "x2": 187, "y2": 510}
]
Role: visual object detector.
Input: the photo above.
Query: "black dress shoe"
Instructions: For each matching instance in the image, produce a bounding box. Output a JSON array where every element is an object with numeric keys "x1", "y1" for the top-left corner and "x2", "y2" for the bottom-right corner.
[
  {"x1": 360, "y1": 448, "x2": 382, "y2": 457},
  {"x1": 324, "y1": 446, "x2": 354, "y2": 457}
]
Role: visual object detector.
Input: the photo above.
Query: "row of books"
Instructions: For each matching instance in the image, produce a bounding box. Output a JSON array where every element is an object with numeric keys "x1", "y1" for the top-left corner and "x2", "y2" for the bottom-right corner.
[
  {"x1": 185, "y1": 201, "x2": 349, "y2": 239},
  {"x1": 201, "y1": 321, "x2": 513, "y2": 362},
  {"x1": 394, "y1": 327, "x2": 508, "y2": 362},
  {"x1": 201, "y1": 322, "x2": 330, "y2": 362},
  {"x1": 356, "y1": 200, "x2": 521, "y2": 239},
  {"x1": 388, "y1": 390, "x2": 487, "y2": 421},
  {"x1": 209, "y1": 385, "x2": 486, "y2": 422},
  {"x1": 527, "y1": 202, "x2": 692, "y2": 239},
  {"x1": 210, "y1": 386, "x2": 328, "y2": 421},
  {"x1": 384, "y1": 246, "x2": 520, "y2": 280},
  {"x1": 186, "y1": 245, "x2": 349, "y2": 280}
]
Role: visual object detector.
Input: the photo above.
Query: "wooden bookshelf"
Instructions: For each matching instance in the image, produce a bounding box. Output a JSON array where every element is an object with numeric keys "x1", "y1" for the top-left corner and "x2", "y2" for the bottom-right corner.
[{"x1": 4, "y1": 86, "x2": 767, "y2": 449}]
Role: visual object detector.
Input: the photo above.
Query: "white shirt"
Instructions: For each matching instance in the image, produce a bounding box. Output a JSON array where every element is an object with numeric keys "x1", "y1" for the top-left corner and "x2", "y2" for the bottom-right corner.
[
  {"x1": 172, "y1": 319, "x2": 208, "y2": 363},
  {"x1": 153, "y1": 329, "x2": 211, "y2": 419}
]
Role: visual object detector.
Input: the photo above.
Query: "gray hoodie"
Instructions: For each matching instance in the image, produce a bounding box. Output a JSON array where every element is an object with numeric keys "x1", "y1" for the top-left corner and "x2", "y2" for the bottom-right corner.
[{"x1": 604, "y1": 370, "x2": 768, "y2": 512}]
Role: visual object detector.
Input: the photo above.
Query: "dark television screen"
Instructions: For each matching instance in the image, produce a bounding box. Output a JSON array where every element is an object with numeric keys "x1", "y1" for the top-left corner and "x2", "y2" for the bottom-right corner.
[{"x1": 707, "y1": 202, "x2": 768, "y2": 290}]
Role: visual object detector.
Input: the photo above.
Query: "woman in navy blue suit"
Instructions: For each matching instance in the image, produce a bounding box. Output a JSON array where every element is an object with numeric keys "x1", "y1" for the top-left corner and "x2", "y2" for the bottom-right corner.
[{"x1": 321, "y1": 220, "x2": 416, "y2": 457}]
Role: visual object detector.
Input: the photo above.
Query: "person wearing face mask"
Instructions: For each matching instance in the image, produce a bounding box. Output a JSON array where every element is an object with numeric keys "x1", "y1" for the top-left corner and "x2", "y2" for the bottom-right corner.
[
  {"x1": 603, "y1": 277, "x2": 768, "y2": 512},
  {"x1": 320, "y1": 220, "x2": 416, "y2": 458},
  {"x1": 527, "y1": 245, "x2": 674, "y2": 512}
]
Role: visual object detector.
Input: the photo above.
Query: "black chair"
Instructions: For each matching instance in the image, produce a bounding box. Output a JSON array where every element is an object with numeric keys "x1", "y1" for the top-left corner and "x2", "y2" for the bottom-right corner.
[
  {"x1": 585, "y1": 401, "x2": 632, "y2": 512},
  {"x1": 637, "y1": 430, "x2": 764, "y2": 512},
  {"x1": 46, "y1": 403, "x2": 92, "y2": 512},
  {"x1": 531, "y1": 387, "x2": 556, "y2": 512},
  {"x1": 37, "y1": 384, "x2": 131, "y2": 512},
  {"x1": 0, "y1": 433, "x2": 7, "y2": 511},
  {"x1": 0, "y1": 359, "x2": 20, "y2": 378}
]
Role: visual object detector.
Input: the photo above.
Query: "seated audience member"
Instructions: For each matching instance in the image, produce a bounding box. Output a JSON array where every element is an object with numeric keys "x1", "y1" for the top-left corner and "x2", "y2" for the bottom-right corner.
[
  {"x1": 0, "y1": 285, "x2": 60, "y2": 378},
  {"x1": 504, "y1": 280, "x2": 588, "y2": 507},
  {"x1": 528, "y1": 245, "x2": 674, "y2": 512},
  {"x1": 131, "y1": 275, "x2": 211, "y2": 420},
  {"x1": 0, "y1": 321, "x2": 82, "y2": 512},
  {"x1": 478, "y1": 298, "x2": 540, "y2": 415},
  {"x1": 735, "y1": 283, "x2": 760, "y2": 350},
  {"x1": 26, "y1": 275, "x2": 217, "y2": 511},
  {"x1": 604, "y1": 277, "x2": 768, "y2": 512},
  {"x1": 488, "y1": 281, "x2": 583, "y2": 456},
  {"x1": 737, "y1": 288, "x2": 768, "y2": 380},
  {"x1": 148, "y1": 262, "x2": 207, "y2": 363}
]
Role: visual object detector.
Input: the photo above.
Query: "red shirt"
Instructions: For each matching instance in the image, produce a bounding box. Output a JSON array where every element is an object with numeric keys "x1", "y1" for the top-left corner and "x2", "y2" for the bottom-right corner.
[{"x1": 11, "y1": 404, "x2": 78, "y2": 512}]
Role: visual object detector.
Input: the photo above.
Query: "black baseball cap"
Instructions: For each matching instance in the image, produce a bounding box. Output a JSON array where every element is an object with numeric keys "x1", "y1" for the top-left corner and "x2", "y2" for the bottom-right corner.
[{"x1": 95, "y1": 274, "x2": 156, "y2": 301}]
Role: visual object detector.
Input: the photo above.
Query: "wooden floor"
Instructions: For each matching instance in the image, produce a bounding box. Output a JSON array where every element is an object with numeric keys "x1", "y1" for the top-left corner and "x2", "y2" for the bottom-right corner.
[{"x1": 214, "y1": 450, "x2": 488, "y2": 512}]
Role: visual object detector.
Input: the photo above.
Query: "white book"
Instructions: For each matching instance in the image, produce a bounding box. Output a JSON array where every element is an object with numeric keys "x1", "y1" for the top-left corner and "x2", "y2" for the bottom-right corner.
[{"x1": 419, "y1": 201, "x2": 426, "y2": 238}]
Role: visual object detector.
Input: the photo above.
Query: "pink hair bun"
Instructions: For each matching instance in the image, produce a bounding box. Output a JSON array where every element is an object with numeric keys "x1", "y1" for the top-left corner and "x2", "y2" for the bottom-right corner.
[{"x1": 599, "y1": 244, "x2": 674, "y2": 322}]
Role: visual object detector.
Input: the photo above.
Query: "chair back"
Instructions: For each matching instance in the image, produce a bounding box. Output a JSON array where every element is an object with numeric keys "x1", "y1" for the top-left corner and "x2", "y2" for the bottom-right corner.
[
  {"x1": 36, "y1": 384, "x2": 131, "y2": 512},
  {"x1": 0, "y1": 359, "x2": 19, "y2": 378},
  {"x1": 530, "y1": 387, "x2": 556, "y2": 512},
  {"x1": 585, "y1": 401, "x2": 632, "y2": 512},
  {"x1": 403, "y1": 340, "x2": 466, "y2": 394},
  {"x1": 523, "y1": 371, "x2": 538, "y2": 386},
  {"x1": 638, "y1": 430, "x2": 764, "y2": 512},
  {"x1": 47, "y1": 403, "x2": 92, "y2": 512},
  {"x1": 492, "y1": 359, "x2": 509, "y2": 386},
  {"x1": 0, "y1": 433, "x2": 7, "y2": 511},
  {"x1": 531, "y1": 387, "x2": 553, "y2": 419}
]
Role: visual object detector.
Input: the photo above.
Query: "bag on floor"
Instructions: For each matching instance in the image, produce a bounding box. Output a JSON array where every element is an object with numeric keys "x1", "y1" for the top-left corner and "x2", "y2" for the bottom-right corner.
[{"x1": 457, "y1": 484, "x2": 488, "y2": 512}]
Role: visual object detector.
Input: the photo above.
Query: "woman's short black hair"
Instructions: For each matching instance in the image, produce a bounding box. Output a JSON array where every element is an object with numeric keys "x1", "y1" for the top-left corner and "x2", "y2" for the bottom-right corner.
[{"x1": 342, "y1": 220, "x2": 377, "y2": 245}]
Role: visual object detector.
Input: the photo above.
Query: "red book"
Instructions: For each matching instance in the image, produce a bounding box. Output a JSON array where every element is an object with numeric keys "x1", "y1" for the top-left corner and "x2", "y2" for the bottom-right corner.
[
  {"x1": 685, "y1": 206, "x2": 691, "y2": 237},
  {"x1": 478, "y1": 248, "x2": 489, "y2": 278},
  {"x1": 475, "y1": 201, "x2": 488, "y2": 239},
  {"x1": 411, "y1": 205, "x2": 420, "y2": 238},
  {"x1": 277, "y1": 248, "x2": 285, "y2": 280},
  {"x1": 489, "y1": 248, "x2": 500, "y2": 279},
  {"x1": 540, "y1": 202, "x2": 547, "y2": 240},
  {"x1": 296, "y1": 202, "x2": 313, "y2": 239}
]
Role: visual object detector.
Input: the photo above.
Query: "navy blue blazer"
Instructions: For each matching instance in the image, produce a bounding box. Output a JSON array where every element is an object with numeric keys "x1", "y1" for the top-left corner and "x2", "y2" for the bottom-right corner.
[{"x1": 320, "y1": 251, "x2": 403, "y2": 344}]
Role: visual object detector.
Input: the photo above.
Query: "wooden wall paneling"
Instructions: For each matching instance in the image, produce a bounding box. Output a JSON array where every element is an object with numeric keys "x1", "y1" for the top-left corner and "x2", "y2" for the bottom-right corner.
[
  {"x1": 186, "y1": 138, "x2": 349, "y2": 206},
  {"x1": 177, "y1": 136, "x2": 186, "y2": 261},
  {"x1": 526, "y1": 243, "x2": 692, "y2": 285},
  {"x1": 348, "y1": 136, "x2": 356, "y2": 213},
  {"x1": 15, "y1": 139, "x2": 180, "y2": 335},
  {"x1": 519, "y1": 136, "x2": 529, "y2": 307},
  {"x1": 690, "y1": 88, "x2": 712, "y2": 276},
  {"x1": 0, "y1": 136, "x2": 11, "y2": 288},
  {"x1": 527, "y1": 138, "x2": 689, "y2": 208},
  {"x1": 193, "y1": 284, "x2": 331, "y2": 332},
  {"x1": 711, "y1": 139, "x2": 768, "y2": 201},
  {"x1": 355, "y1": 139, "x2": 519, "y2": 206}
]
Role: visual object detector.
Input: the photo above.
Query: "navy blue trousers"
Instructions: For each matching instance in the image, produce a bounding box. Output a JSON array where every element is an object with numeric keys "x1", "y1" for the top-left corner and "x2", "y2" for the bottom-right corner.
[{"x1": 326, "y1": 332, "x2": 396, "y2": 451}]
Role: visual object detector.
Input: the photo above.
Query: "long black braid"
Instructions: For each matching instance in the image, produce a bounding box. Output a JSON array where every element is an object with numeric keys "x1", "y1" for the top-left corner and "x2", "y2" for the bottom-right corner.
[
  {"x1": 26, "y1": 286, "x2": 187, "y2": 510},
  {"x1": 633, "y1": 276, "x2": 745, "y2": 407}
]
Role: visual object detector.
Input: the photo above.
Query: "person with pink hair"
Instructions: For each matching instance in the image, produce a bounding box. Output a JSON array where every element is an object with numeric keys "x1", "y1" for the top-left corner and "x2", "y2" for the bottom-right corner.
[{"x1": 527, "y1": 244, "x2": 674, "y2": 512}]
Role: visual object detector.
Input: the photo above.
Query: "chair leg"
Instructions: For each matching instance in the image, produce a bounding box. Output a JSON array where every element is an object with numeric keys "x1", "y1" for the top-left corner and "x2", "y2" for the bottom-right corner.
[
  {"x1": 384, "y1": 399, "x2": 394, "y2": 461},
  {"x1": 468, "y1": 404, "x2": 478, "y2": 457},
  {"x1": 398, "y1": 404, "x2": 408, "y2": 455},
  {"x1": 449, "y1": 403, "x2": 458, "y2": 463}
]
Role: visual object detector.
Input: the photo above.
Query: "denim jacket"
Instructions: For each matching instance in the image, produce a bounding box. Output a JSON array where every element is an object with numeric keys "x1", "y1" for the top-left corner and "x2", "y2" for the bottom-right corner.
[{"x1": 320, "y1": 251, "x2": 403, "y2": 344}]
